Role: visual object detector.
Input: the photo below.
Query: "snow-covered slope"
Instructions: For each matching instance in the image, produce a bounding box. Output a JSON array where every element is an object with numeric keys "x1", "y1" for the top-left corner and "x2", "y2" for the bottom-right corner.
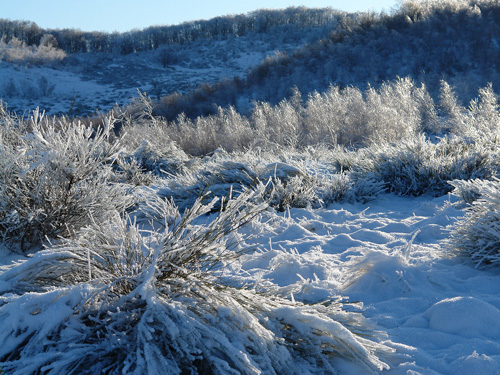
[{"x1": 0, "y1": 29, "x2": 324, "y2": 116}]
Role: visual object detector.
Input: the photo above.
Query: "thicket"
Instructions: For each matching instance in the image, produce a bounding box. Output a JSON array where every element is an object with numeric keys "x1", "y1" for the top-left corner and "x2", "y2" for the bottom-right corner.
[
  {"x1": 124, "y1": 77, "x2": 497, "y2": 155},
  {"x1": 0, "y1": 35, "x2": 66, "y2": 64}
]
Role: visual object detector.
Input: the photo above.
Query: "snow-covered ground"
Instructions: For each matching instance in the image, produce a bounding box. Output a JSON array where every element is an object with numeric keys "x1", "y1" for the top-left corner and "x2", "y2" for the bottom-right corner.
[
  {"x1": 224, "y1": 193, "x2": 500, "y2": 374},
  {"x1": 2, "y1": 185, "x2": 500, "y2": 373},
  {"x1": 0, "y1": 48, "x2": 274, "y2": 116}
]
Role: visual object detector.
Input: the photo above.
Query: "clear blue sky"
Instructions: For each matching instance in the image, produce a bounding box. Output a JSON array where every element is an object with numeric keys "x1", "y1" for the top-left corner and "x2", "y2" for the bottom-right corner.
[{"x1": 2, "y1": 0, "x2": 399, "y2": 33}]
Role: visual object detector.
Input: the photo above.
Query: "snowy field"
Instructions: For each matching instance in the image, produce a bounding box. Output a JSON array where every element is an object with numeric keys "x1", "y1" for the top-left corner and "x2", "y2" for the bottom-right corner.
[
  {"x1": 2, "y1": 189, "x2": 499, "y2": 374},
  {"x1": 233, "y1": 192, "x2": 500, "y2": 374},
  {"x1": 4, "y1": 3, "x2": 500, "y2": 372}
]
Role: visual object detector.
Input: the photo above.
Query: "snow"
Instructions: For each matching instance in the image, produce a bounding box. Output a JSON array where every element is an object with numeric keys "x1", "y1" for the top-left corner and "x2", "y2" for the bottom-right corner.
[
  {"x1": 425, "y1": 296, "x2": 500, "y2": 337},
  {"x1": 0, "y1": 62, "x2": 123, "y2": 114},
  {"x1": 0, "y1": 35, "x2": 305, "y2": 116},
  {"x1": 2, "y1": 189, "x2": 500, "y2": 373},
  {"x1": 231, "y1": 193, "x2": 500, "y2": 373}
]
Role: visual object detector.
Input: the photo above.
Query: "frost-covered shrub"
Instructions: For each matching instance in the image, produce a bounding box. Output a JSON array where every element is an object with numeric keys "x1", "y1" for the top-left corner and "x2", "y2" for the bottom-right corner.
[
  {"x1": 118, "y1": 93, "x2": 189, "y2": 178},
  {"x1": 351, "y1": 173, "x2": 387, "y2": 203},
  {"x1": 0, "y1": 35, "x2": 66, "y2": 65},
  {"x1": 448, "y1": 178, "x2": 491, "y2": 204},
  {"x1": 157, "y1": 156, "x2": 259, "y2": 211},
  {"x1": 114, "y1": 156, "x2": 156, "y2": 186},
  {"x1": 168, "y1": 107, "x2": 254, "y2": 156},
  {"x1": 449, "y1": 178, "x2": 500, "y2": 268},
  {"x1": 353, "y1": 134, "x2": 500, "y2": 196},
  {"x1": 452, "y1": 84, "x2": 500, "y2": 140},
  {"x1": 252, "y1": 89, "x2": 304, "y2": 149},
  {"x1": 364, "y1": 78, "x2": 432, "y2": 144},
  {"x1": 436, "y1": 80, "x2": 465, "y2": 134},
  {"x1": 264, "y1": 174, "x2": 320, "y2": 211},
  {"x1": 0, "y1": 190, "x2": 393, "y2": 374},
  {"x1": 262, "y1": 168, "x2": 383, "y2": 211},
  {"x1": 0, "y1": 109, "x2": 133, "y2": 251},
  {"x1": 154, "y1": 147, "x2": 384, "y2": 213},
  {"x1": 303, "y1": 77, "x2": 435, "y2": 147}
]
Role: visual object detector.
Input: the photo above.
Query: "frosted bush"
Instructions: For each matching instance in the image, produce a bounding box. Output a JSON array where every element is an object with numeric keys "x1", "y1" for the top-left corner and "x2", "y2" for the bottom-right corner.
[
  {"x1": 156, "y1": 157, "x2": 259, "y2": 211},
  {"x1": 114, "y1": 156, "x2": 156, "y2": 186},
  {"x1": 448, "y1": 179, "x2": 491, "y2": 204},
  {"x1": 153, "y1": 148, "x2": 384, "y2": 213},
  {"x1": 0, "y1": 109, "x2": 133, "y2": 251},
  {"x1": 252, "y1": 89, "x2": 304, "y2": 149},
  {"x1": 449, "y1": 178, "x2": 500, "y2": 268},
  {"x1": 304, "y1": 86, "x2": 346, "y2": 146},
  {"x1": 169, "y1": 107, "x2": 254, "y2": 156},
  {"x1": 303, "y1": 77, "x2": 434, "y2": 148},
  {"x1": 0, "y1": 35, "x2": 66, "y2": 65},
  {"x1": 353, "y1": 134, "x2": 500, "y2": 196},
  {"x1": 364, "y1": 78, "x2": 425, "y2": 144},
  {"x1": 0, "y1": 190, "x2": 393, "y2": 374},
  {"x1": 265, "y1": 174, "x2": 320, "y2": 211},
  {"x1": 351, "y1": 173, "x2": 387, "y2": 203},
  {"x1": 437, "y1": 80, "x2": 465, "y2": 134},
  {"x1": 452, "y1": 84, "x2": 500, "y2": 140},
  {"x1": 262, "y1": 168, "x2": 383, "y2": 210},
  {"x1": 118, "y1": 93, "x2": 189, "y2": 178}
]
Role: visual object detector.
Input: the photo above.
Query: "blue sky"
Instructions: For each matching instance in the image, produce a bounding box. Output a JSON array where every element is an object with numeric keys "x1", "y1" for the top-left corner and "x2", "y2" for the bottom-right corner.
[{"x1": 2, "y1": 0, "x2": 399, "y2": 33}]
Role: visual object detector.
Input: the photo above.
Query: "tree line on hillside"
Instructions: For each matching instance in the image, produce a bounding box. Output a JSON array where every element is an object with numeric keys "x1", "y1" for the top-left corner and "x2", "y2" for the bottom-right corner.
[
  {"x1": 147, "y1": 0, "x2": 500, "y2": 121},
  {"x1": 0, "y1": 7, "x2": 343, "y2": 55}
]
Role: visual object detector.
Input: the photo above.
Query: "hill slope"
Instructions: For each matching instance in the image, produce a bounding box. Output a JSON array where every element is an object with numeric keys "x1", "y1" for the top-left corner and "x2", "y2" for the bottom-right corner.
[
  {"x1": 0, "y1": 7, "x2": 342, "y2": 116},
  {"x1": 151, "y1": 0, "x2": 500, "y2": 120}
]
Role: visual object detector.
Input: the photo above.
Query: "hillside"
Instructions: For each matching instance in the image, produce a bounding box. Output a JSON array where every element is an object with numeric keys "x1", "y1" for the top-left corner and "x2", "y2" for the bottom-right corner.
[
  {"x1": 148, "y1": 0, "x2": 500, "y2": 120},
  {"x1": 3, "y1": 2, "x2": 500, "y2": 119},
  {"x1": 0, "y1": 7, "x2": 342, "y2": 116}
]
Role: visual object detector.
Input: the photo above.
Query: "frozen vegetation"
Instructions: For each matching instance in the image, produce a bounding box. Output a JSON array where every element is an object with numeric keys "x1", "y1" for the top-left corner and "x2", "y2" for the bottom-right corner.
[{"x1": 2, "y1": 0, "x2": 500, "y2": 374}]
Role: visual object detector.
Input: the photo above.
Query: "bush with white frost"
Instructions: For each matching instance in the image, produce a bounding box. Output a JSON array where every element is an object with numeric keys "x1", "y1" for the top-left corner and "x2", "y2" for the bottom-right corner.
[
  {"x1": 448, "y1": 179, "x2": 491, "y2": 204},
  {"x1": 351, "y1": 134, "x2": 500, "y2": 196},
  {"x1": 151, "y1": 147, "x2": 386, "y2": 212},
  {"x1": 117, "y1": 93, "x2": 190, "y2": 180},
  {"x1": 0, "y1": 109, "x2": 133, "y2": 251},
  {"x1": 449, "y1": 178, "x2": 500, "y2": 268},
  {"x1": 0, "y1": 190, "x2": 393, "y2": 374}
]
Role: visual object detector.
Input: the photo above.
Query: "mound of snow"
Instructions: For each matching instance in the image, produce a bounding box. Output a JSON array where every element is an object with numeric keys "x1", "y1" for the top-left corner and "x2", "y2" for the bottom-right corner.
[
  {"x1": 450, "y1": 351, "x2": 500, "y2": 375},
  {"x1": 261, "y1": 162, "x2": 303, "y2": 180},
  {"x1": 425, "y1": 296, "x2": 500, "y2": 338}
]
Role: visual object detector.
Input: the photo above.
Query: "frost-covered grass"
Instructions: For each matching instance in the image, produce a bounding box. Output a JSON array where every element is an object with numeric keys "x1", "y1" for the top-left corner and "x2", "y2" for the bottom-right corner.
[
  {"x1": 449, "y1": 178, "x2": 500, "y2": 268},
  {"x1": 3, "y1": 77, "x2": 500, "y2": 373},
  {"x1": 0, "y1": 189, "x2": 394, "y2": 374}
]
